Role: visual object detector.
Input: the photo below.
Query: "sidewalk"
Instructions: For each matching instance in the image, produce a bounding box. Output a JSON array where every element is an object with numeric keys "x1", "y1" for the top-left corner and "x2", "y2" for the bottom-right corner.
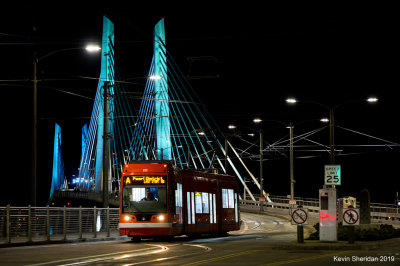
[
  {"x1": 241, "y1": 209, "x2": 400, "y2": 251},
  {"x1": 273, "y1": 237, "x2": 400, "y2": 251},
  {"x1": 0, "y1": 232, "x2": 129, "y2": 248}
]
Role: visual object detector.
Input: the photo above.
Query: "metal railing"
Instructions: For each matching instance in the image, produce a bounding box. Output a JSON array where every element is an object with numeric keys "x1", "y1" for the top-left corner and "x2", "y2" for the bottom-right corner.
[
  {"x1": 240, "y1": 197, "x2": 400, "y2": 226},
  {"x1": 1, "y1": 196, "x2": 399, "y2": 245},
  {"x1": 0, "y1": 206, "x2": 120, "y2": 245}
]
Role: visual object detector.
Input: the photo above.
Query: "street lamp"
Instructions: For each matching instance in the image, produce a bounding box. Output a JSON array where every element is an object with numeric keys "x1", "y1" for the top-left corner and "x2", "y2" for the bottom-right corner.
[
  {"x1": 287, "y1": 123, "x2": 294, "y2": 200},
  {"x1": 253, "y1": 118, "x2": 264, "y2": 211},
  {"x1": 229, "y1": 118, "x2": 293, "y2": 210},
  {"x1": 228, "y1": 122, "x2": 264, "y2": 209},
  {"x1": 32, "y1": 44, "x2": 100, "y2": 206},
  {"x1": 285, "y1": 97, "x2": 378, "y2": 165},
  {"x1": 255, "y1": 119, "x2": 295, "y2": 201}
]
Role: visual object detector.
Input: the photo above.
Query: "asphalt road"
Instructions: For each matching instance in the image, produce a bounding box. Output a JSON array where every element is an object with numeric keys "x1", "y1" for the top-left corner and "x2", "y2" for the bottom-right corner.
[{"x1": 1, "y1": 212, "x2": 399, "y2": 265}]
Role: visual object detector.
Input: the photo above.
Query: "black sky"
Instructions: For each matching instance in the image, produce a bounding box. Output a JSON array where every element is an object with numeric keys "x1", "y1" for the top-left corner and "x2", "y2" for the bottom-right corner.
[{"x1": 1, "y1": 4, "x2": 399, "y2": 205}]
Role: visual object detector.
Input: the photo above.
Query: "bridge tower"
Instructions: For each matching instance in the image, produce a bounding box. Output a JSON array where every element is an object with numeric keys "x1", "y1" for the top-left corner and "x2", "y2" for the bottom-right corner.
[
  {"x1": 154, "y1": 18, "x2": 171, "y2": 160},
  {"x1": 94, "y1": 16, "x2": 115, "y2": 193},
  {"x1": 49, "y1": 123, "x2": 64, "y2": 200}
]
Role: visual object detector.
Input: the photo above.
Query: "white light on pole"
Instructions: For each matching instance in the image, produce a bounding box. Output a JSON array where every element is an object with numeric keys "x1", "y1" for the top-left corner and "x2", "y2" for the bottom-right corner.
[
  {"x1": 32, "y1": 44, "x2": 101, "y2": 206},
  {"x1": 149, "y1": 75, "x2": 163, "y2": 80},
  {"x1": 286, "y1": 98, "x2": 297, "y2": 104},
  {"x1": 85, "y1": 44, "x2": 101, "y2": 52},
  {"x1": 367, "y1": 97, "x2": 378, "y2": 103},
  {"x1": 253, "y1": 118, "x2": 262, "y2": 124}
]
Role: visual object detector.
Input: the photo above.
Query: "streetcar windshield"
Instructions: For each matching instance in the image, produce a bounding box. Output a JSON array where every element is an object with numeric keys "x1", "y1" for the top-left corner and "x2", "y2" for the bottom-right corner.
[{"x1": 122, "y1": 175, "x2": 167, "y2": 213}]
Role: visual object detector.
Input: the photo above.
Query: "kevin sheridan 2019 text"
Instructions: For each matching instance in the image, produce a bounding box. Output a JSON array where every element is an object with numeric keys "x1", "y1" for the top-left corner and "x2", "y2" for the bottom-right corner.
[{"x1": 334, "y1": 255, "x2": 396, "y2": 262}]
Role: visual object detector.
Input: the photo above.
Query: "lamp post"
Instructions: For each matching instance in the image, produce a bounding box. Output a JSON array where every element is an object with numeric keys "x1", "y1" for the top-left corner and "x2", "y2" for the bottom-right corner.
[
  {"x1": 288, "y1": 123, "x2": 294, "y2": 199},
  {"x1": 286, "y1": 97, "x2": 378, "y2": 176},
  {"x1": 259, "y1": 127, "x2": 264, "y2": 210},
  {"x1": 32, "y1": 44, "x2": 100, "y2": 206},
  {"x1": 229, "y1": 118, "x2": 291, "y2": 211},
  {"x1": 251, "y1": 118, "x2": 265, "y2": 211},
  {"x1": 285, "y1": 97, "x2": 378, "y2": 166},
  {"x1": 254, "y1": 118, "x2": 296, "y2": 205}
]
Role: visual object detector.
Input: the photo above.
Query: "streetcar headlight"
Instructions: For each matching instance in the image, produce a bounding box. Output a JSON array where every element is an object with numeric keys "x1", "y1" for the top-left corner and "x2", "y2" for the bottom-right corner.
[
  {"x1": 158, "y1": 215, "x2": 165, "y2": 221},
  {"x1": 124, "y1": 215, "x2": 131, "y2": 222}
]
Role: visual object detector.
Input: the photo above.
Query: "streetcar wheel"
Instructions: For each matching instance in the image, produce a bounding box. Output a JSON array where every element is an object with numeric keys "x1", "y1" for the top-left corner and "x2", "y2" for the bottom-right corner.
[
  {"x1": 131, "y1": 236, "x2": 141, "y2": 242},
  {"x1": 160, "y1": 235, "x2": 174, "y2": 242}
]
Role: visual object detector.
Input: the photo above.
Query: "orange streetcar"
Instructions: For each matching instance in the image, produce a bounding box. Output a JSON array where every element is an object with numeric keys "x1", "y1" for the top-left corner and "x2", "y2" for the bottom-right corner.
[{"x1": 119, "y1": 161, "x2": 240, "y2": 240}]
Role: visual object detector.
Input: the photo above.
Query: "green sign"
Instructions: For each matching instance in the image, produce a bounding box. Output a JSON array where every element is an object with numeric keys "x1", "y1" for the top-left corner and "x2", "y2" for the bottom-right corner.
[{"x1": 324, "y1": 165, "x2": 341, "y2": 185}]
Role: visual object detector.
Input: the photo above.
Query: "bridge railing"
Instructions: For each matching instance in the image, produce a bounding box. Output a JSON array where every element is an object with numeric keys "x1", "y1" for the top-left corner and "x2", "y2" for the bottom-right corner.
[
  {"x1": 240, "y1": 197, "x2": 400, "y2": 227},
  {"x1": 1, "y1": 198, "x2": 399, "y2": 245},
  {"x1": 0, "y1": 206, "x2": 120, "y2": 245}
]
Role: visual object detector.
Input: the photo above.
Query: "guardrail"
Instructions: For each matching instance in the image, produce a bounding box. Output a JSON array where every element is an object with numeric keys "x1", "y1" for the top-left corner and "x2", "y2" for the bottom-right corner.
[
  {"x1": 1, "y1": 197, "x2": 399, "y2": 245},
  {"x1": 0, "y1": 206, "x2": 120, "y2": 245},
  {"x1": 240, "y1": 198, "x2": 400, "y2": 226}
]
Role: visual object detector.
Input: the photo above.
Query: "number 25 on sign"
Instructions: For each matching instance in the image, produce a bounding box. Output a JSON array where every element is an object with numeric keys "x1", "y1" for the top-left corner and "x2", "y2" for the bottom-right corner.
[{"x1": 324, "y1": 165, "x2": 341, "y2": 185}]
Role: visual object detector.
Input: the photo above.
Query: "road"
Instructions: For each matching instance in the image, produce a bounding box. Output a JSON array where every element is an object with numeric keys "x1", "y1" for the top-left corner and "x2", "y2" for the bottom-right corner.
[{"x1": 0, "y1": 212, "x2": 399, "y2": 265}]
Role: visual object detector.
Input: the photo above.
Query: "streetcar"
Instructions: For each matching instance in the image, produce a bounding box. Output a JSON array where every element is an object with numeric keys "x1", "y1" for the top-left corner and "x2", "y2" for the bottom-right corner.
[{"x1": 118, "y1": 161, "x2": 240, "y2": 240}]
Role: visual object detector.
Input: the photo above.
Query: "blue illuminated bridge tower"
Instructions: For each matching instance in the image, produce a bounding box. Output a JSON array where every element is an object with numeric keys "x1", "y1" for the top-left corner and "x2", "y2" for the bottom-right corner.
[{"x1": 51, "y1": 16, "x2": 265, "y2": 206}]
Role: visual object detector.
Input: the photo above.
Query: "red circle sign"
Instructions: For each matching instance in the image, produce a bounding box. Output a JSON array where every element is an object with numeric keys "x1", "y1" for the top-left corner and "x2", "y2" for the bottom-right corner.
[
  {"x1": 291, "y1": 209, "x2": 308, "y2": 224},
  {"x1": 343, "y1": 209, "x2": 359, "y2": 225}
]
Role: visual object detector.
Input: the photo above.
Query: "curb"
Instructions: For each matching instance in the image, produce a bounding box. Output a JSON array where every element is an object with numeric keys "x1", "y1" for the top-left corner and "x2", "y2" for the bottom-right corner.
[{"x1": 0, "y1": 236, "x2": 129, "y2": 248}]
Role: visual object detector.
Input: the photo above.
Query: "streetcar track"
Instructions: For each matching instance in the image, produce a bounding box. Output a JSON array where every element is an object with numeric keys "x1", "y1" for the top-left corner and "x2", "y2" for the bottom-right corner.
[
  {"x1": 26, "y1": 243, "x2": 211, "y2": 266},
  {"x1": 26, "y1": 244, "x2": 168, "y2": 266},
  {"x1": 122, "y1": 244, "x2": 212, "y2": 265}
]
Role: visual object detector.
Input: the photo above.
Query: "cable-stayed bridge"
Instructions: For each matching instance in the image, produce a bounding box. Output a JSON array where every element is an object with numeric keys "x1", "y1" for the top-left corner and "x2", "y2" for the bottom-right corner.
[
  {"x1": 49, "y1": 16, "x2": 263, "y2": 207},
  {"x1": 48, "y1": 16, "x2": 400, "y2": 207}
]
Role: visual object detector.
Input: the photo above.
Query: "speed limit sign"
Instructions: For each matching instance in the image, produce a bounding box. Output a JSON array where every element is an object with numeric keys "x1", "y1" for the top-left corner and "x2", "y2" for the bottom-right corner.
[{"x1": 324, "y1": 165, "x2": 341, "y2": 185}]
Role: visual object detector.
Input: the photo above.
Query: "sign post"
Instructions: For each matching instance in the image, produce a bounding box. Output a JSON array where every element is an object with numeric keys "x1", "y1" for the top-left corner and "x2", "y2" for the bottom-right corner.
[{"x1": 291, "y1": 206, "x2": 308, "y2": 243}]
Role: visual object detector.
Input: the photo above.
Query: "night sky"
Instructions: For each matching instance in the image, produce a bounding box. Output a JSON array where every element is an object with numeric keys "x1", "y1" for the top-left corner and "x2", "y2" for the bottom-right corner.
[{"x1": 1, "y1": 4, "x2": 399, "y2": 206}]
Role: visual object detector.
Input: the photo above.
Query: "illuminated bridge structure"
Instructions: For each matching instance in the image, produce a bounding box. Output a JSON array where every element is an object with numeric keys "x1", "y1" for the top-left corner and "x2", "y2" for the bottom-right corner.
[
  {"x1": 49, "y1": 16, "x2": 264, "y2": 206},
  {"x1": 49, "y1": 16, "x2": 400, "y2": 208}
]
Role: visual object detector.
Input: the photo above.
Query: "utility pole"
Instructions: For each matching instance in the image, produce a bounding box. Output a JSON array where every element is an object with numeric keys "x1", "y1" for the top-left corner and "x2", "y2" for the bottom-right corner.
[
  {"x1": 259, "y1": 129, "x2": 264, "y2": 211},
  {"x1": 289, "y1": 123, "x2": 294, "y2": 199},
  {"x1": 103, "y1": 81, "x2": 110, "y2": 208},
  {"x1": 32, "y1": 54, "x2": 38, "y2": 207},
  {"x1": 224, "y1": 138, "x2": 229, "y2": 173},
  {"x1": 329, "y1": 107, "x2": 335, "y2": 164}
]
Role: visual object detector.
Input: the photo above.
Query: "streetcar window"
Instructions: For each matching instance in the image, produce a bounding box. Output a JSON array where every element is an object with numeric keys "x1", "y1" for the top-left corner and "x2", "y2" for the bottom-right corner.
[
  {"x1": 122, "y1": 185, "x2": 166, "y2": 213},
  {"x1": 209, "y1": 193, "x2": 213, "y2": 223},
  {"x1": 175, "y1": 183, "x2": 183, "y2": 207},
  {"x1": 228, "y1": 189, "x2": 234, "y2": 208},
  {"x1": 191, "y1": 192, "x2": 195, "y2": 223},
  {"x1": 222, "y1": 188, "x2": 235, "y2": 209},
  {"x1": 202, "y1": 192, "x2": 209, "y2": 213},
  {"x1": 187, "y1": 192, "x2": 191, "y2": 224},
  {"x1": 131, "y1": 188, "x2": 146, "y2": 201},
  {"x1": 213, "y1": 194, "x2": 216, "y2": 223},
  {"x1": 195, "y1": 192, "x2": 203, "y2": 213},
  {"x1": 175, "y1": 183, "x2": 183, "y2": 224},
  {"x1": 234, "y1": 193, "x2": 239, "y2": 222},
  {"x1": 222, "y1": 189, "x2": 228, "y2": 208}
]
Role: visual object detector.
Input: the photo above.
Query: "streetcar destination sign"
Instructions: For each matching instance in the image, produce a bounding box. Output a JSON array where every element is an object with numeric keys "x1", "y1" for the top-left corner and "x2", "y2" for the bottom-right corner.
[
  {"x1": 124, "y1": 176, "x2": 166, "y2": 185},
  {"x1": 324, "y1": 165, "x2": 341, "y2": 185}
]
